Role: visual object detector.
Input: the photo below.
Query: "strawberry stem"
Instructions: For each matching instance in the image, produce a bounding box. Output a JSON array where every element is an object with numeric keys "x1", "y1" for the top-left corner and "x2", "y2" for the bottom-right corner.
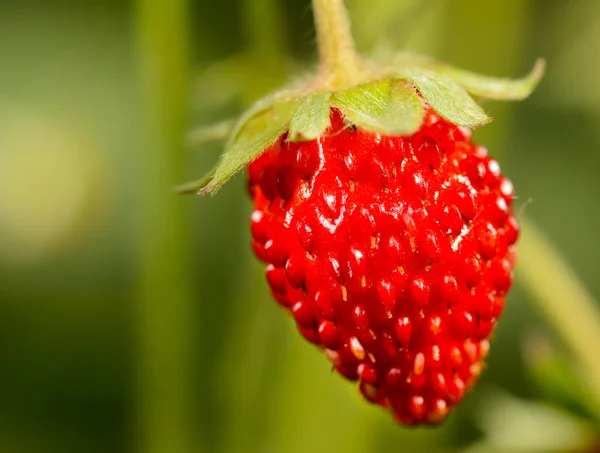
[{"x1": 312, "y1": 0, "x2": 364, "y2": 89}]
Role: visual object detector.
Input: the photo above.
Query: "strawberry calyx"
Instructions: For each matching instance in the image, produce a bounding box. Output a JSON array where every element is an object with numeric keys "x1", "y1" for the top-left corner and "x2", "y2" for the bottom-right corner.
[
  {"x1": 179, "y1": 0, "x2": 544, "y2": 196},
  {"x1": 181, "y1": 57, "x2": 544, "y2": 196}
]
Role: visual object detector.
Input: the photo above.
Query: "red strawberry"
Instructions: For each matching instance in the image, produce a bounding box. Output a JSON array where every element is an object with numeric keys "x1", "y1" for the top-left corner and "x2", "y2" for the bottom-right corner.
[
  {"x1": 183, "y1": 0, "x2": 542, "y2": 427},
  {"x1": 248, "y1": 105, "x2": 517, "y2": 424}
]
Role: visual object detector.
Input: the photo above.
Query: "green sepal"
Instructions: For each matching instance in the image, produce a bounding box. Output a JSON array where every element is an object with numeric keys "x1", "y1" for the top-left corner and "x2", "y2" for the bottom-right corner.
[
  {"x1": 199, "y1": 95, "x2": 299, "y2": 195},
  {"x1": 395, "y1": 66, "x2": 491, "y2": 128},
  {"x1": 225, "y1": 92, "x2": 287, "y2": 149},
  {"x1": 288, "y1": 93, "x2": 332, "y2": 142},
  {"x1": 332, "y1": 79, "x2": 423, "y2": 135},
  {"x1": 186, "y1": 53, "x2": 545, "y2": 196},
  {"x1": 393, "y1": 53, "x2": 546, "y2": 101},
  {"x1": 438, "y1": 59, "x2": 545, "y2": 101}
]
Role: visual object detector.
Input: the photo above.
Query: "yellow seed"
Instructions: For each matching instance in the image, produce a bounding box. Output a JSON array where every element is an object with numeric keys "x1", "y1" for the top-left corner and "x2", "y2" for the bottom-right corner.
[
  {"x1": 414, "y1": 352, "x2": 425, "y2": 375},
  {"x1": 350, "y1": 336, "x2": 366, "y2": 360},
  {"x1": 469, "y1": 363, "x2": 483, "y2": 377},
  {"x1": 480, "y1": 340, "x2": 490, "y2": 358},
  {"x1": 426, "y1": 400, "x2": 448, "y2": 424}
]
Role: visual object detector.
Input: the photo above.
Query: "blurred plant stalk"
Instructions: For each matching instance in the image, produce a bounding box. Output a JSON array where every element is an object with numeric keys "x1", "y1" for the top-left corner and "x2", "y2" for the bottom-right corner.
[
  {"x1": 519, "y1": 216, "x2": 600, "y2": 420},
  {"x1": 134, "y1": 1, "x2": 197, "y2": 453}
]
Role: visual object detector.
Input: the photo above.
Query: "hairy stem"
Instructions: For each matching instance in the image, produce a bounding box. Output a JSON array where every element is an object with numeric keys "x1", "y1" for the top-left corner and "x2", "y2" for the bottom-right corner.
[{"x1": 312, "y1": 0, "x2": 363, "y2": 89}]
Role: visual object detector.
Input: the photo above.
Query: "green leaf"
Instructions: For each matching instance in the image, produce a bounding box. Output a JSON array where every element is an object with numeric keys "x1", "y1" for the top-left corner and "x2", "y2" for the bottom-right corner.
[
  {"x1": 331, "y1": 79, "x2": 423, "y2": 135},
  {"x1": 288, "y1": 93, "x2": 332, "y2": 141},
  {"x1": 436, "y1": 58, "x2": 546, "y2": 101},
  {"x1": 395, "y1": 66, "x2": 491, "y2": 128},
  {"x1": 199, "y1": 97, "x2": 298, "y2": 195}
]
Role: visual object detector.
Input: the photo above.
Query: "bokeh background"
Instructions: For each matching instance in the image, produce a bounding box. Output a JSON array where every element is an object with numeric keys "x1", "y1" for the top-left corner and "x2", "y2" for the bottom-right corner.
[{"x1": 1, "y1": 0, "x2": 600, "y2": 452}]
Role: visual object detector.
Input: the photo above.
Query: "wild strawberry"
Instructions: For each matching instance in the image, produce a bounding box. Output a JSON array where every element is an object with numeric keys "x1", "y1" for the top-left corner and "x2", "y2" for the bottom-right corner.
[
  {"x1": 182, "y1": 0, "x2": 543, "y2": 426},
  {"x1": 247, "y1": 105, "x2": 516, "y2": 424}
]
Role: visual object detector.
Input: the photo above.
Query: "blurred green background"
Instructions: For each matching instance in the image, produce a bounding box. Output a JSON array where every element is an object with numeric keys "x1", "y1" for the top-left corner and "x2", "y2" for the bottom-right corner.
[{"x1": 1, "y1": 0, "x2": 600, "y2": 452}]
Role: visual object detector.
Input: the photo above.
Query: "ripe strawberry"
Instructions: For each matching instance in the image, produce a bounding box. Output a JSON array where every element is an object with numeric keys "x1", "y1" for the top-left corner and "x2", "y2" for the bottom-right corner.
[
  {"x1": 247, "y1": 104, "x2": 517, "y2": 424},
  {"x1": 183, "y1": 0, "x2": 543, "y2": 427}
]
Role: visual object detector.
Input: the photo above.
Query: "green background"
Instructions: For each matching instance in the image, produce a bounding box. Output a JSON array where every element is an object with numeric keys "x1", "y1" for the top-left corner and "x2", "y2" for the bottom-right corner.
[{"x1": 1, "y1": 0, "x2": 599, "y2": 452}]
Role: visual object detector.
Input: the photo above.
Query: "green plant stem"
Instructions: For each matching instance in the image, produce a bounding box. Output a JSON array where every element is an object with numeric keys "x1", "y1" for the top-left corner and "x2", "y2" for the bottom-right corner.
[
  {"x1": 312, "y1": 0, "x2": 363, "y2": 89},
  {"x1": 518, "y1": 216, "x2": 600, "y2": 418},
  {"x1": 134, "y1": 1, "x2": 197, "y2": 452}
]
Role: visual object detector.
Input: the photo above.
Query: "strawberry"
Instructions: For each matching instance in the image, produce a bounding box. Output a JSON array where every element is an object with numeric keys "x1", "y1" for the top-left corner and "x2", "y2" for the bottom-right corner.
[
  {"x1": 182, "y1": 0, "x2": 543, "y2": 426},
  {"x1": 247, "y1": 105, "x2": 517, "y2": 424}
]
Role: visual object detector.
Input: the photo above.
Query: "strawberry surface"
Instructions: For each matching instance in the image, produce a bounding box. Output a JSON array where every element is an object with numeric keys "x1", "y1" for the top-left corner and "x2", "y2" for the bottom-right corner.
[{"x1": 247, "y1": 106, "x2": 518, "y2": 425}]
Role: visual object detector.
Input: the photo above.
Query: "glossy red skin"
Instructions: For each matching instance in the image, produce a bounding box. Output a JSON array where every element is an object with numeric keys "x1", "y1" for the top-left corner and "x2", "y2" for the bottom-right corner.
[{"x1": 248, "y1": 107, "x2": 518, "y2": 425}]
